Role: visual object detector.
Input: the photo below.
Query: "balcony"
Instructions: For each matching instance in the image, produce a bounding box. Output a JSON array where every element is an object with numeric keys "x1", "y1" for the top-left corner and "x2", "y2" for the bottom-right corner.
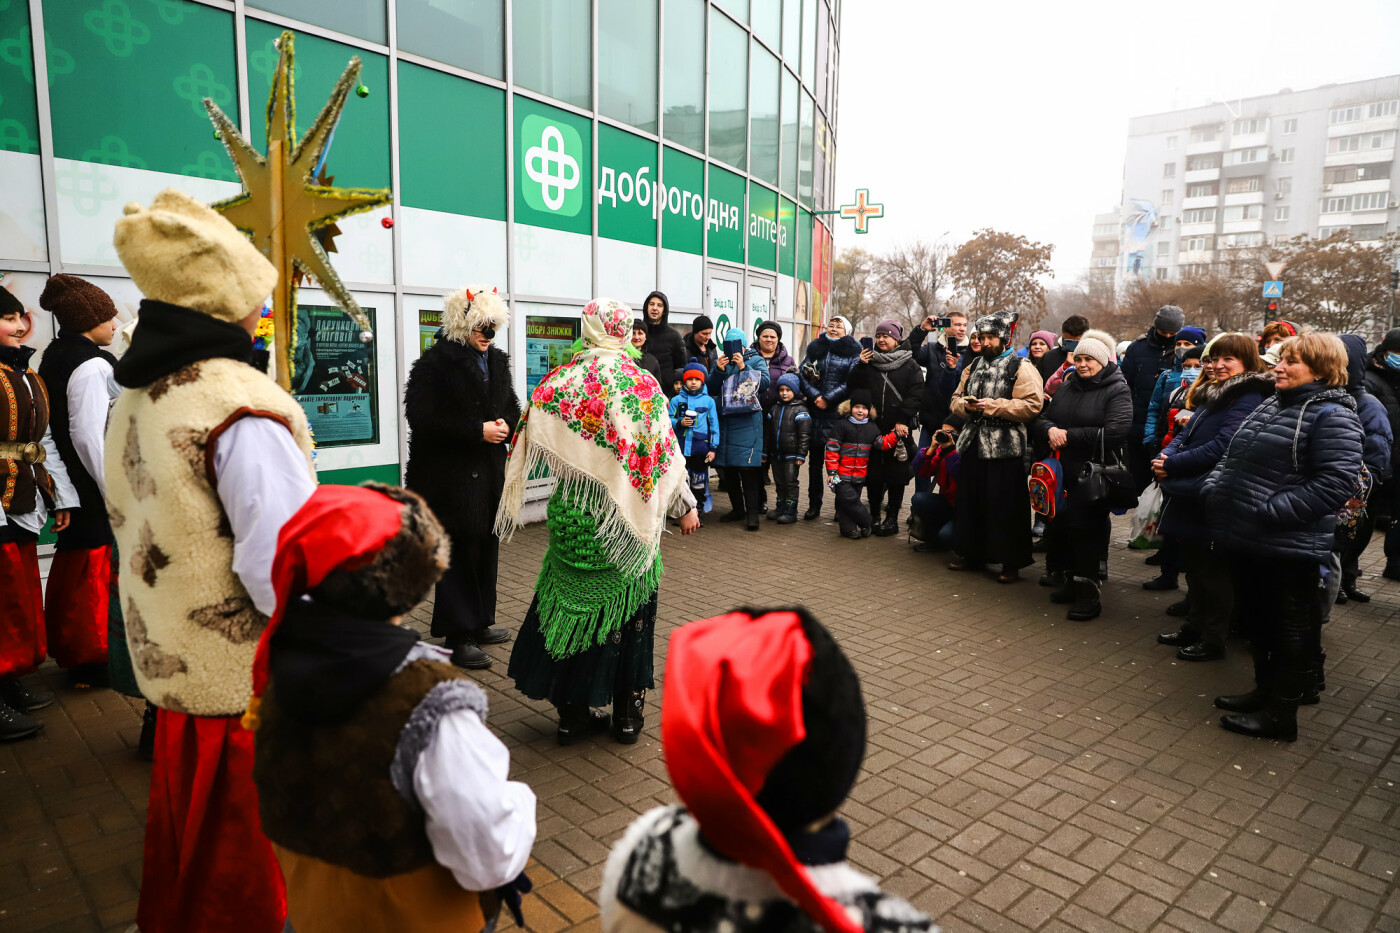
[
  {"x1": 1184, "y1": 168, "x2": 1220, "y2": 184},
  {"x1": 1224, "y1": 190, "x2": 1265, "y2": 207},
  {"x1": 1328, "y1": 114, "x2": 1398, "y2": 138},
  {"x1": 1229, "y1": 132, "x2": 1269, "y2": 151},
  {"x1": 1180, "y1": 221, "x2": 1217, "y2": 236},
  {"x1": 1186, "y1": 138, "x2": 1223, "y2": 156},
  {"x1": 1182, "y1": 194, "x2": 1220, "y2": 210},
  {"x1": 1221, "y1": 220, "x2": 1265, "y2": 236},
  {"x1": 1327, "y1": 147, "x2": 1395, "y2": 167},
  {"x1": 1178, "y1": 249, "x2": 1215, "y2": 265},
  {"x1": 1327, "y1": 178, "x2": 1393, "y2": 197}
]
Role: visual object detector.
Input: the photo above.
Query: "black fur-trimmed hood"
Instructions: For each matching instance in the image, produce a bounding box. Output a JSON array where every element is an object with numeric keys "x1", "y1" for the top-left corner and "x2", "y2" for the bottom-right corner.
[
  {"x1": 1196, "y1": 371, "x2": 1274, "y2": 411},
  {"x1": 803, "y1": 334, "x2": 861, "y2": 360}
]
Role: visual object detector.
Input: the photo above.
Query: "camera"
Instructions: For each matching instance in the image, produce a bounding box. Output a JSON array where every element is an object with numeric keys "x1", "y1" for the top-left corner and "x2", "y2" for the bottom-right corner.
[
  {"x1": 928, "y1": 316, "x2": 954, "y2": 329},
  {"x1": 934, "y1": 428, "x2": 955, "y2": 445}
]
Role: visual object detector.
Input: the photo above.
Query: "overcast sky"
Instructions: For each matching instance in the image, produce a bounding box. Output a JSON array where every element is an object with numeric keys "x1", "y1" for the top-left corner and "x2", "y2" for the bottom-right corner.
[{"x1": 832, "y1": 0, "x2": 1400, "y2": 284}]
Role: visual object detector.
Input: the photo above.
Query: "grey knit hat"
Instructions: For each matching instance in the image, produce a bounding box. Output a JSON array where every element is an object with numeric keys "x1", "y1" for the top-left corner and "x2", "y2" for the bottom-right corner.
[{"x1": 1153, "y1": 305, "x2": 1185, "y2": 334}]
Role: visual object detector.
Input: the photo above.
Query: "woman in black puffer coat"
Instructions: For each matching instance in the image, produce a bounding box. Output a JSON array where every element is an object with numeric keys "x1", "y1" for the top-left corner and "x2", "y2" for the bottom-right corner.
[
  {"x1": 798, "y1": 317, "x2": 862, "y2": 520},
  {"x1": 1030, "y1": 335, "x2": 1132, "y2": 621},
  {"x1": 849, "y1": 320, "x2": 925, "y2": 535},
  {"x1": 1154, "y1": 334, "x2": 1272, "y2": 661},
  {"x1": 1204, "y1": 334, "x2": 1363, "y2": 742}
]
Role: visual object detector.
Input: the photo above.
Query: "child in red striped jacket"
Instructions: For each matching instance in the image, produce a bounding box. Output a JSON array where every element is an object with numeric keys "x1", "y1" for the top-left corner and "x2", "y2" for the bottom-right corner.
[{"x1": 824, "y1": 389, "x2": 899, "y2": 539}]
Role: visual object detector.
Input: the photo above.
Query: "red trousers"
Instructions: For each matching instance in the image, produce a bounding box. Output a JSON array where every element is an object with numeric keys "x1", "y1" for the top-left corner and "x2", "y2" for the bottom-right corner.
[
  {"x1": 44, "y1": 546, "x2": 111, "y2": 668},
  {"x1": 0, "y1": 539, "x2": 45, "y2": 680},
  {"x1": 139, "y1": 709, "x2": 287, "y2": 933}
]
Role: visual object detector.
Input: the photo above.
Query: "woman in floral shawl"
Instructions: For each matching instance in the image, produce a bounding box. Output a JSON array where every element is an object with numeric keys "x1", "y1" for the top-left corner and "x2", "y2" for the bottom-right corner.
[{"x1": 497, "y1": 298, "x2": 699, "y2": 745}]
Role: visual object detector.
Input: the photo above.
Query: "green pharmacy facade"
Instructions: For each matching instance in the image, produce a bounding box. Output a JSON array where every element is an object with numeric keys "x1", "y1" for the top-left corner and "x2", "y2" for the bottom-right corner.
[{"x1": 0, "y1": 0, "x2": 842, "y2": 487}]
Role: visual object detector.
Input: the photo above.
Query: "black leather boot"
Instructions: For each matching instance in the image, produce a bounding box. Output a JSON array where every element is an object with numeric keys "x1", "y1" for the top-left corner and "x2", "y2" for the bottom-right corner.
[
  {"x1": 1157, "y1": 626, "x2": 1199, "y2": 647},
  {"x1": 612, "y1": 689, "x2": 646, "y2": 745},
  {"x1": 1220, "y1": 667, "x2": 1308, "y2": 742},
  {"x1": 1341, "y1": 578, "x2": 1370, "y2": 603},
  {"x1": 1067, "y1": 578, "x2": 1102, "y2": 621},
  {"x1": 803, "y1": 504, "x2": 821, "y2": 521},
  {"x1": 873, "y1": 514, "x2": 899, "y2": 537},
  {"x1": 1215, "y1": 648, "x2": 1272, "y2": 713},
  {"x1": 556, "y1": 703, "x2": 610, "y2": 746}
]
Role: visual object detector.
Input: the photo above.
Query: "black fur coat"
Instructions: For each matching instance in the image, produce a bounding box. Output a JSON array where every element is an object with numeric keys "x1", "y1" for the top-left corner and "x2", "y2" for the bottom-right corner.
[{"x1": 404, "y1": 339, "x2": 522, "y2": 538}]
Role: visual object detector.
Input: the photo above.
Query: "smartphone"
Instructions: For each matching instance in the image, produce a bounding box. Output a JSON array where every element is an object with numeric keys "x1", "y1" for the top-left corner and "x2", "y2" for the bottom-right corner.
[
  {"x1": 723, "y1": 337, "x2": 743, "y2": 357},
  {"x1": 860, "y1": 336, "x2": 874, "y2": 351},
  {"x1": 929, "y1": 316, "x2": 954, "y2": 329}
]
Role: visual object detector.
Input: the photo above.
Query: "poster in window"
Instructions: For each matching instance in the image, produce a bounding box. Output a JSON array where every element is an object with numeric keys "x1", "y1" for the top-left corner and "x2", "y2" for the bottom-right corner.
[
  {"x1": 292, "y1": 305, "x2": 379, "y2": 448},
  {"x1": 419, "y1": 308, "x2": 442, "y2": 353},
  {"x1": 525, "y1": 316, "x2": 579, "y2": 396}
]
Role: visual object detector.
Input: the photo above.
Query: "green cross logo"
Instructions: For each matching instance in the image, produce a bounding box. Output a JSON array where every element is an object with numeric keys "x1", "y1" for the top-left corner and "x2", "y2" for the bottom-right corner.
[
  {"x1": 181, "y1": 150, "x2": 231, "y2": 180},
  {"x1": 82, "y1": 135, "x2": 146, "y2": 169},
  {"x1": 0, "y1": 118, "x2": 38, "y2": 154},
  {"x1": 84, "y1": 0, "x2": 151, "y2": 57},
  {"x1": 146, "y1": 0, "x2": 185, "y2": 25},
  {"x1": 521, "y1": 115, "x2": 582, "y2": 217},
  {"x1": 174, "y1": 63, "x2": 231, "y2": 116},
  {"x1": 56, "y1": 160, "x2": 118, "y2": 217}
]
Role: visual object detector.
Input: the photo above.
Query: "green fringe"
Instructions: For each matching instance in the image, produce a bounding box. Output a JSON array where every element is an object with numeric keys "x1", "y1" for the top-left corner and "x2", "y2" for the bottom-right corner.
[{"x1": 534, "y1": 492, "x2": 663, "y2": 660}]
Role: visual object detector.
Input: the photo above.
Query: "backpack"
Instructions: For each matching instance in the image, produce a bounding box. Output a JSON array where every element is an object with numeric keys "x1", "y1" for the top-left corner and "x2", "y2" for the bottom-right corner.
[{"x1": 1028, "y1": 452, "x2": 1066, "y2": 520}]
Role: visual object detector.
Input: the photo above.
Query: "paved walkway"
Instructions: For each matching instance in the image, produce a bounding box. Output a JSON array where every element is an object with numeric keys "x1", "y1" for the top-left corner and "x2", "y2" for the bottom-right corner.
[{"x1": 2, "y1": 498, "x2": 1398, "y2": 933}]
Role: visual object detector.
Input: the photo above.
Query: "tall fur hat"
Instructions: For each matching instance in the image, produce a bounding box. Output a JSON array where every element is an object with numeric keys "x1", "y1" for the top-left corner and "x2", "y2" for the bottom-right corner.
[
  {"x1": 442, "y1": 285, "x2": 508, "y2": 344},
  {"x1": 973, "y1": 309, "x2": 1018, "y2": 341}
]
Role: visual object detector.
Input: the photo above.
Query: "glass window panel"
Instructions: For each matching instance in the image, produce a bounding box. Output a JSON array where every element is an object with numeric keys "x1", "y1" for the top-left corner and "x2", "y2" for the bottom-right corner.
[
  {"x1": 798, "y1": 90, "x2": 814, "y2": 205},
  {"x1": 815, "y1": 0, "x2": 829, "y2": 112},
  {"x1": 599, "y1": 1, "x2": 657, "y2": 132},
  {"x1": 717, "y1": 0, "x2": 749, "y2": 22},
  {"x1": 814, "y1": 111, "x2": 827, "y2": 210},
  {"x1": 800, "y1": 0, "x2": 816, "y2": 84},
  {"x1": 396, "y1": 0, "x2": 503, "y2": 78},
  {"x1": 780, "y1": 69, "x2": 799, "y2": 194},
  {"x1": 782, "y1": 0, "x2": 800, "y2": 61},
  {"x1": 752, "y1": 0, "x2": 781, "y2": 47},
  {"x1": 708, "y1": 11, "x2": 747, "y2": 170},
  {"x1": 749, "y1": 41, "x2": 779, "y2": 185},
  {"x1": 250, "y1": 0, "x2": 386, "y2": 43},
  {"x1": 662, "y1": 0, "x2": 705, "y2": 151},
  {"x1": 513, "y1": 0, "x2": 590, "y2": 108}
]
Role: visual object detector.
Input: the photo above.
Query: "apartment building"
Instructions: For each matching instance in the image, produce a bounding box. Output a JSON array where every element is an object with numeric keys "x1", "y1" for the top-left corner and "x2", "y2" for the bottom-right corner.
[{"x1": 1097, "y1": 75, "x2": 1399, "y2": 288}]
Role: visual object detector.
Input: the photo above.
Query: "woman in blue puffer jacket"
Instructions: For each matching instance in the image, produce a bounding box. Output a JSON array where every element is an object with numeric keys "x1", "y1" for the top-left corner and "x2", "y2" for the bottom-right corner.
[
  {"x1": 707, "y1": 329, "x2": 771, "y2": 530},
  {"x1": 1153, "y1": 334, "x2": 1272, "y2": 661},
  {"x1": 1203, "y1": 333, "x2": 1363, "y2": 742},
  {"x1": 1332, "y1": 334, "x2": 1393, "y2": 604}
]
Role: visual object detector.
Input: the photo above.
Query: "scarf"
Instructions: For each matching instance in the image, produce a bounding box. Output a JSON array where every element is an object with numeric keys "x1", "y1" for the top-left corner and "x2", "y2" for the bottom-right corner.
[
  {"x1": 866, "y1": 346, "x2": 913, "y2": 372},
  {"x1": 495, "y1": 299, "x2": 688, "y2": 650}
]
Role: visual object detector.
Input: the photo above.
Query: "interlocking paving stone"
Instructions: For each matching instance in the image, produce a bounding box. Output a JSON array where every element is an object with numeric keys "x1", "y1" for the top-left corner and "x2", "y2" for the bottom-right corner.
[{"x1": 2, "y1": 490, "x2": 1399, "y2": 933}]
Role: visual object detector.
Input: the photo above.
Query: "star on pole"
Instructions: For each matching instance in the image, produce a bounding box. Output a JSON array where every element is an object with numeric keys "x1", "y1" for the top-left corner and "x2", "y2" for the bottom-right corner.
[{"x1": 203, "y1": 31, "x2": 391, "y2": 390}]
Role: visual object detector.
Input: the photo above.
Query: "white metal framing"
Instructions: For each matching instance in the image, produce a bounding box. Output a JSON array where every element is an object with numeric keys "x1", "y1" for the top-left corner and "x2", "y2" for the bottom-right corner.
[{"x1": 6, "y1": 0, "x2": 841, "y2": 479}]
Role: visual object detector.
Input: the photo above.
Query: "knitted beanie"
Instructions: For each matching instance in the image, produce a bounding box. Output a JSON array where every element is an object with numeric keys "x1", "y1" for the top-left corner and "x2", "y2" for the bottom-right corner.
[
  {"x1": 682, "y1": 360, "x2": 708, "y2": 382},
  {"x1": 1073, "y1": 337, "x2": 1111, "y2": 367},
  {"x1": 849, "y1": 388, "x2": 874, "y2": 409},
  {"x1": 1029, "y1": 330, "x2": 1057, "y2": 349},
  {"x1": 1380, "y1": 328, "x2": 1400, "y2": 354},
  {"x1": 310, "y1": 483, "x2": 449, "y2": 619},
  {"x1": 756, "y1": 320, "x2": 782, "y2": 341},
  {"x1": 875, "y1": 319, "x2": 903, "y2": 340},
  {"x1": 1081, "y1": 329, "x2": 1119, "y2": 362},
  {"x1": 113, "y1": 188, "x2": 277, "y2": 323},
  {"x1": 692, "y1": 314, "x2": 714, "y2": 333},
  {"x1": 1153, "y1": 304, "x2": 1185, "y2": 334},
  {"x1": 0, "y1": 287, "x2": 21, "y2": 317},
  {"x1": 40, "y1": 275, "x2": 118, "y2": 333},
  {"x1": 776, "y1": 372, "x2": 801, "y2": 395}
]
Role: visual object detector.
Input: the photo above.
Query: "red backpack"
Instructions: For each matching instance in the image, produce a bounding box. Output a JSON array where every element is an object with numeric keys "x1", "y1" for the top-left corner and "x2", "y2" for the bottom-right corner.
[{"x1": 1028, "y1": 452, "x2": 1066, "y2": 520}]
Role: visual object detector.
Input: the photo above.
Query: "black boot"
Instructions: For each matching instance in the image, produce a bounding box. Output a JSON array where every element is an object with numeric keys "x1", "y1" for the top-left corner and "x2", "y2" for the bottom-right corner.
[
  {"x1": 1220, "y1": 667, "x2": 1308, "y2": 742},
  {"x1": 556, "y1": 703, "x2": 610, "y2": 746},
  {"x1": 1067, "y1": 578, "x2": 1102, "y2": 621},
  {"x1": 803, "y1": 504, "x2": 821, "y2": 521},
  {"x1": 0, "y1": 677, "x2": 53, "y2": 713},
  {"x1": 1215, "y1": 648, "x2": 1272, "y2": 713},
  {"x1": 447, "y1": 637, "x2": 492, "y2": 670},
  {"x1": 138, "y1": 701, "x2": 158, "y2": 761},
  {"x1": 612, "y1": 689, "x2": 646, "y2": 745},
  {"x1": 1302, "y1": 651, "x2": 1325, "y2": 706},
  {"x1": 776, "y1": 499, "x2": 797, "y2": 525},
  {"x1": 1341, "y1": 578, "x2": 1370, "y2": 603},
  {"x1": 0, "y1": 698, "x2": 43, "y2": 742},
  {"x1": 1157, "y1": 626, "x2": 1199, "y2": 647},
  {"x1": 1039, "y1": 570, "x2": 1066, "y2": 588},
  {"x1": 873, "y1": 514, "x2": 899, "y2": 537}
]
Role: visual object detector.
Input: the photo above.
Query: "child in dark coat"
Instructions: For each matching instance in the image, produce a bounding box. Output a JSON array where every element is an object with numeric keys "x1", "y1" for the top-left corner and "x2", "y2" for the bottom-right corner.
[
  {"x1": 824, "y1": 389, "x2": 899, "y2": 539},
  {"x1": 764, "y1": 373, "x2": 812, "y2": 524}
]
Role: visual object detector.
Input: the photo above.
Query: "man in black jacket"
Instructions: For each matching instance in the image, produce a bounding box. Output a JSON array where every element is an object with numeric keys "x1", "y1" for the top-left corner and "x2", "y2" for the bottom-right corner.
[
  {"x1": 1120, "y1": 305, "x2": 1183, "y2": 490},
  {"x1": 909, "y1": 311, "x2": 968, "y2": 492},
  {"x1": 641, "y1": 290, "x2": 685, "y2": 395},
  {"x1": 1365, "y1": 329, "x2": 1400, "y2": 579},
  {"x1": 404, "y1": 287, "x2": 522, "y2": 670}
]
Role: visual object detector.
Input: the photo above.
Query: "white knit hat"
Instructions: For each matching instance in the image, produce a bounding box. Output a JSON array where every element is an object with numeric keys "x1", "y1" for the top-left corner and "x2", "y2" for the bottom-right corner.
[
  {"x1": 1073, "y1": 336, "x2": 1112, "y2": 367},
  {"x1": 113, "y1": 188, "x2": 276, "y2": 323}
]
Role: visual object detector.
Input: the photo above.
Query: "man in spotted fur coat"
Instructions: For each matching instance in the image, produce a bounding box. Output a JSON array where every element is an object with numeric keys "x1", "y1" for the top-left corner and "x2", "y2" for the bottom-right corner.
[{"x1": 106, "y1": 189, "x2": 317, "y2": 933}]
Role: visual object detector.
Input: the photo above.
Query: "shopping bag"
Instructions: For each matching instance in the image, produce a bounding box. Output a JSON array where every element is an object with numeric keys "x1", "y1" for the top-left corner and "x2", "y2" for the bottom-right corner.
[{"x1": 1129, "y1": 481, "x2": 1165, "y2": 550}]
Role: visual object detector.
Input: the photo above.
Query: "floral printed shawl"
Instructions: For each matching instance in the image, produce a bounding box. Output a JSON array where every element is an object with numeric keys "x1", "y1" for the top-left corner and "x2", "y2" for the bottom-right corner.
[{"x1": 495, "y1": 298, "x2": 688, "y2": 576}]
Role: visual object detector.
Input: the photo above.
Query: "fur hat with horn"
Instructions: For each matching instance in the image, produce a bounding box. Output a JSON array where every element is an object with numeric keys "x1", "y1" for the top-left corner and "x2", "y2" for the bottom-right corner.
[{"x1": 442, "y1": 284, "x2": 508, "y2": 344}]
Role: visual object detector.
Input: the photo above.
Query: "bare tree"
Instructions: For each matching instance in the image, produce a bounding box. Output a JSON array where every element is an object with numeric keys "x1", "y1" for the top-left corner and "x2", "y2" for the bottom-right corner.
[
  {"x1": 946, "y1": 228, "x2": 1055, "y2": 315},
  {"x1": 832, "y1": 247, "x2": 875, "y2": 332},
  {"x1": 869, "y1": 240, "x2": 948, "y2": 335}
]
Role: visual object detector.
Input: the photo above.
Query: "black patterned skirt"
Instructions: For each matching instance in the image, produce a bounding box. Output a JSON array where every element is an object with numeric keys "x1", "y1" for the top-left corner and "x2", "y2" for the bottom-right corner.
[{"x1": 507, "y1": 590, "x2": 658, "y2": 709}]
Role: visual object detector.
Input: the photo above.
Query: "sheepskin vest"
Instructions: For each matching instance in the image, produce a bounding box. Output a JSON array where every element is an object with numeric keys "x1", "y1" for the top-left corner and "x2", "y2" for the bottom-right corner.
[
  {"x1": 105, "y1": 358, "x2": 314, "y2": 716},
  {"x1": 255, "y1": 660, "x2": 489, "y2": 933},
  {"x1": 959, "y1": 352, "x2": 1029, "y2": 460}
]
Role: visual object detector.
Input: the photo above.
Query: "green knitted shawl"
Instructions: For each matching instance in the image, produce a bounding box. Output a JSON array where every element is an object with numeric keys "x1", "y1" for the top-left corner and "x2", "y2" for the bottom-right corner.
[{"x1": 535, "y1": 489, "x2": 662, "y2": 659}]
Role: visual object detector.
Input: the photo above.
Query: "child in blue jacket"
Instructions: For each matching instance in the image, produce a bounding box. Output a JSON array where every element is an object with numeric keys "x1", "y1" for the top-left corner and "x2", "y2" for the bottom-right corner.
[{"x1": 669, "y1": 361, "x2": 720, "y2": 513}]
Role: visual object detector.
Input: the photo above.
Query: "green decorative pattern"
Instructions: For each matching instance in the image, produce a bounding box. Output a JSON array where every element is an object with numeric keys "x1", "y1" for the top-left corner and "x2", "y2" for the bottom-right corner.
[
  {"x1": 245, "y1": 21, "x2": 390, "y2": 188},
  {"x1": 707, "y1": 163, "x2": 745, "y2": 264},
  {"x1": 661, "y1": 146, "x2": 703, "y2": 256},
  {"x1": 513, "y1": 96, "x2": 591, "y2": 235},
  {"x1": 44, "y1": 0, "x2": 237, "y2": 179},
  {"x1": 0, "y1": 2, "x2": 39, "y2": 154},
  {"x1": 797, "y1": 207, "x2": 813, "y2": 281},
  {"x1": 598, "y1": 123, "x2": 655, "y2": 247},
  {"x1": 397, "y1": 61, "x2": 505, "y2": 220}
]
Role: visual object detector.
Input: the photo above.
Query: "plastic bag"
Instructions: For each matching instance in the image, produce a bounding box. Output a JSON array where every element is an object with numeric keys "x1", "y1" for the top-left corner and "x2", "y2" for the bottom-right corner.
[{"x1": 1128, "y1": 481, "x2": 1164, "y2": 549}]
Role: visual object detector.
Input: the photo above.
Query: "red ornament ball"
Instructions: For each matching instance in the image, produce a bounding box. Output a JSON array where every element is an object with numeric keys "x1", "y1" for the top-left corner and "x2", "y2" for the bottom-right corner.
[{"x1": 381, "y1": 217, "x2": 395, "y2": 229}]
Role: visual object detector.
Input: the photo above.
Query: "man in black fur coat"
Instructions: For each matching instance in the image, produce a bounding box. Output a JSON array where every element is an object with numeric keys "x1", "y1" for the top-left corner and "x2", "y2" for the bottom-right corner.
[{"x1": 405, "y1": 286, "x2": 522, "y2": 669}]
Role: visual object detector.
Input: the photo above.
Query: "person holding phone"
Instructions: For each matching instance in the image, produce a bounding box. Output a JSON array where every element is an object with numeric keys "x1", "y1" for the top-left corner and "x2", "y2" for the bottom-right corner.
[
  {"x1": 850, "y1": 320, "x2": 924, "y2": 536},
  {"x1": 910, "y1": 310, "x2": 970, "y2": 493},
  {"x1": 797, "y1": 316, "x2": 862, "y2": 520},
  {"x1": 707, "y1": 329, "x2": 771, "y2": 530}
]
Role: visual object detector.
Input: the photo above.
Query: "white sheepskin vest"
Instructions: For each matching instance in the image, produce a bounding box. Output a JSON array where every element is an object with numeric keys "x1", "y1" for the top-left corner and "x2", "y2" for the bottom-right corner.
[{"x1": 105, "y1": 357, "x2": 314, "y2": 716}]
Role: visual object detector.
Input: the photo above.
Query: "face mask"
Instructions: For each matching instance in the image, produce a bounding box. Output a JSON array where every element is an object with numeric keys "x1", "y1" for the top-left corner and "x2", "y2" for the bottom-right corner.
[
  {"x1": 1061, "y1": 339, "x2": 1079, "y2": 353},
  {"x1": 1181, "y1": 368, "x2": 1202, "y2": 385},
  {"x1": 1387, "y1": 352, "x2": 1400, "y2": 372}
]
